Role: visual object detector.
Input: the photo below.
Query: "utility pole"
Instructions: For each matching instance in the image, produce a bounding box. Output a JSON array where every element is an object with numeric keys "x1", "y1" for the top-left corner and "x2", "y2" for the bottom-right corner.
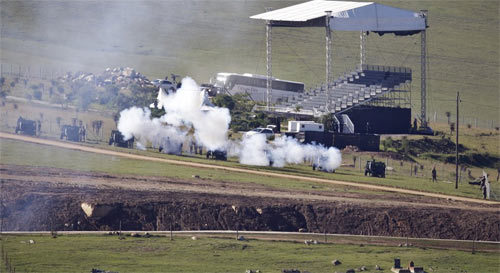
[{"x1": 455, "y1": 92, "x2": 460, "y2": 189}]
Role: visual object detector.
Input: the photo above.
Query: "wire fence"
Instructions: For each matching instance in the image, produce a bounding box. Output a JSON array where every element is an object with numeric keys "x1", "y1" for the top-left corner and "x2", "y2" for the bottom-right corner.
[{"x1": 0, "y1": 63, "x2": 68, "y2": 81}]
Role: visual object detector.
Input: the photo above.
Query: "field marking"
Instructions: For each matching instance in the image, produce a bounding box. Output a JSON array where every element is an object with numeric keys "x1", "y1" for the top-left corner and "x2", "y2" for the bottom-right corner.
[{"x1": 1, "y1": 132, "x2": 499, "y2": 206}]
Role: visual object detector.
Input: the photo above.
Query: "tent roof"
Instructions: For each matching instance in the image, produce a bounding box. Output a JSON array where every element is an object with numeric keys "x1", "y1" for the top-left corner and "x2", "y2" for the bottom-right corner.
[{"x1": 250, "y1": 0, "x2": 426, "y2": 32}]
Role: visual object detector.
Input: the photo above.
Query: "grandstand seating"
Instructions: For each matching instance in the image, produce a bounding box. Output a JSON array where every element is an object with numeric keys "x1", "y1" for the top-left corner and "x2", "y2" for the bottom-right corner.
[{"x1": 271, "y1": 64, "x2": 411, "y2": 116}]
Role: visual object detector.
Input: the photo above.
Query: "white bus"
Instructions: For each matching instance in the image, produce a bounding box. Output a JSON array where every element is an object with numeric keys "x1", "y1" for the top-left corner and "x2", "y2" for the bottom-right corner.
[{"x1": 212, "y1": 72, "x2": 304, "y2": 103}]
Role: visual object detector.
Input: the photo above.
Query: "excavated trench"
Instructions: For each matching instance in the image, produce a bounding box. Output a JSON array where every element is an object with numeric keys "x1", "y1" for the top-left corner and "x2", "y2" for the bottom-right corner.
[{"x1": 2, "y1": 186, "x2": 499, "y2": 241}]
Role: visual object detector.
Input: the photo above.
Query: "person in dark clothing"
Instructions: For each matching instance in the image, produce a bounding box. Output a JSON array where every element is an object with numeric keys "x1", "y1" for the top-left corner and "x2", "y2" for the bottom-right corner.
[{"x1": 432, "y1": 167, "x2": 437, "y2": 182}]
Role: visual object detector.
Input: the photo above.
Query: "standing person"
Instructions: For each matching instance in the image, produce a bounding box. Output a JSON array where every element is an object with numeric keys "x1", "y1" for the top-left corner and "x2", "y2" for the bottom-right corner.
[{"x1": 432, "y1": 166, "x2": 437, "y2": 182}]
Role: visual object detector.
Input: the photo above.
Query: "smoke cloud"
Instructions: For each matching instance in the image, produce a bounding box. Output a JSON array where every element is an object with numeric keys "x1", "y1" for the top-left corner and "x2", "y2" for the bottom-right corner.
[
  {"x1": 118, "y1": 77, "x2": 342, "y2": 171},
  {"x1": 117, "y1": 107, "x2": 186, "y2": 154},
  {"x1": 158, "y1": 77, "x2": 230, "y2": 151}
]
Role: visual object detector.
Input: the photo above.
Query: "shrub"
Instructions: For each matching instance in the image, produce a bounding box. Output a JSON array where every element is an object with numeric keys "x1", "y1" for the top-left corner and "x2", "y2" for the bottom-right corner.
[{"x1": 33, "y1": 89, "x2": 42, "y2": 100}]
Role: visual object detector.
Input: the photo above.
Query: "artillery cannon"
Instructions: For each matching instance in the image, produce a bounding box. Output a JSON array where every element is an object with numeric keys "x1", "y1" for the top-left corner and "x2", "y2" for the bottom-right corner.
[
  {"x1": 15, "y1": 117, "x2": 39, "y2": 136},
  {"x1": 365, "y1": 160, "x2": 386, "y2": 178},
  {"x1": 108, "y1": 130, "x2": 134, "y2": 148}
]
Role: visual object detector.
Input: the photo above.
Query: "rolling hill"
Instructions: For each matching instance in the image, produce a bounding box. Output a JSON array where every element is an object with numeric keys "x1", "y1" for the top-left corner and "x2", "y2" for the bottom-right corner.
[{"x1": 0, "y1": 0, "x2": 498, "y2": 126}]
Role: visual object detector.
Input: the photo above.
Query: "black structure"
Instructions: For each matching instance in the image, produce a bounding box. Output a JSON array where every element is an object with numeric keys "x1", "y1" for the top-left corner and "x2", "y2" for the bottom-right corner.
[
  {"x1": 342, "y1": 106, "x2": 411, "y2": 134},
  {"x1": 332, "y1": 134, "x2": 380, "y2": 151}
]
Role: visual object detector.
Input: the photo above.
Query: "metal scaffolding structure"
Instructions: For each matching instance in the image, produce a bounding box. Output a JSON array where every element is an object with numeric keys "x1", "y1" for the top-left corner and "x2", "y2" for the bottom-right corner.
[
  {"x1": 251, "y1": 1, "x2": 428, "y2": 121},
  {"x1": 325, "y1": 11, "x2": 332, "y2": 112},
  {"x1": 266, "y1": 19, "x2": 272, "y2": 110},
  {"x1": 420, "y1": 10, "x2": 428, "y2": 128},
  {"x1": 360, "y1": 31, "x2": 366, "y2": 68}
]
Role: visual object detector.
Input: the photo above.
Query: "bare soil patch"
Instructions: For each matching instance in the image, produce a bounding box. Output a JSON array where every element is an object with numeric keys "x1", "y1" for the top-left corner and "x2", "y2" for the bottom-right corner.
[{"x1": 1, "y1": 164, "x2": 498, "y2": 241}]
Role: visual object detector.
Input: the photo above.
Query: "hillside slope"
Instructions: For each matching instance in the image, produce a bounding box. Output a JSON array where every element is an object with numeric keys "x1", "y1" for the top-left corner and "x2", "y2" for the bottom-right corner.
[{"x1": 0, "y1": 0, "x2": 498, "y2": 125}]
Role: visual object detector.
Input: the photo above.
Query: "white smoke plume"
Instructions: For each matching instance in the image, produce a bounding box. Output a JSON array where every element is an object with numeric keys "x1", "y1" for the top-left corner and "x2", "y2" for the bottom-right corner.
[
  {"x1": 158, "y1": 77, "x2": 230, "y2": 151},
  {"x1": 237, "y1": 134, "x2": 271, "y2": 166},
  {"x1": 236, "y1": 134, "x2": 342, "y2": 171},
  {"x1": 118, "y1": 77, "x2": 342, "y2": 171},
  {"x1": 117, "y1": 107, "x2": 186, "y2": 154}
]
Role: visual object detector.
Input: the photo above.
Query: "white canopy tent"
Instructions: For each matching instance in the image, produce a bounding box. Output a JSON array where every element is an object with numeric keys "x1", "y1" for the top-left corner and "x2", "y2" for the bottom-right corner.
[
  {"x1": 250, "y1": 0, "x2": 426, "y2": 32},
  {"x1": 251, "y1": 0, "x2": 429, "y2": 127}
]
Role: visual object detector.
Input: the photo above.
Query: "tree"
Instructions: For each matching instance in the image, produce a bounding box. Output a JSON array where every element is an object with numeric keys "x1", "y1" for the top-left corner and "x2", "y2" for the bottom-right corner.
[
  {"x1": 33, "y1": 89, "x2": 42, "y2": 100},
  {"x1": 0, "y1": 89, "x2": 9, "y2": 100},
  {"x1": 76, "y1": 85, "x2": 94, "y2": 111},
  {"x1": 113, "y1": 112, "x2": 120, "y2": 127},
  {"x1": 382, "y1": 139, "x2": 388, "y2": 151},
  {"x1": 385, "y1": 136, "x2": 393, "y2": 149},
  {"x1": 56, "y1": 117, "x2": 62, "y2": 128},
  {"x1": 401, "y1": 136, "x2": 410, "y2": 155},
  {"x1": 320, "y1": 114, "x2": 335, "y2": 132},
  {"x1": 213, "y1": 94, "x2": 235, "y2": 110},
  {"x1": 92, "y1": 120, "x2": 103, "y2": 135},
  {"x1": 445, "y1": 111, "x2": 451, "y2": 124}
]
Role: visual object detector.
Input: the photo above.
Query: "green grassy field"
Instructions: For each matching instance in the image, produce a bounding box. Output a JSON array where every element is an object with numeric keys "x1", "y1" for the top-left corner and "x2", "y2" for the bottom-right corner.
[
  {"x1": 1, "y1": 234, "x2": 499, "y2": 273},
  {"x1": 2, "y1": 135, "x2": 499, "y2": 201},
  {"x1": 0, "y1": 0, "x2": 498, "y2": 126}
]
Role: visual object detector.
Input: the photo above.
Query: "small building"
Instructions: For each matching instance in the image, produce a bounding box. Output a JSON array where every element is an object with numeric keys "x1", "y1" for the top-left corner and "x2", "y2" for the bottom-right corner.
[{"x1": 287, "y1": 121, "x2": 324, "y2": 133}]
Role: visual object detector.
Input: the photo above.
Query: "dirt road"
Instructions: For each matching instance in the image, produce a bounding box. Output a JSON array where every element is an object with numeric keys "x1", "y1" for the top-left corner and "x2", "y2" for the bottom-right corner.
[{"x1": 1, "y1": 132, "x2": 499, "y2": 206}]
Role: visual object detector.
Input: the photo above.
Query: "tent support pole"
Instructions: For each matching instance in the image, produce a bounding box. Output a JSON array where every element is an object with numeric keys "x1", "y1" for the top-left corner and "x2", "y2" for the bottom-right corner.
[
  {"x1": 360, "y1": 31, "x2": 366, "y2": 69},
  {"x1": 420, "y1": 10, "x2": 428, "y2": 128},
  {"x1": 325, "y1": 11, "x2": 332, "y2": 112},
  {"x1": 266, "y1": 16, "x2": 272, "y2": 111}
]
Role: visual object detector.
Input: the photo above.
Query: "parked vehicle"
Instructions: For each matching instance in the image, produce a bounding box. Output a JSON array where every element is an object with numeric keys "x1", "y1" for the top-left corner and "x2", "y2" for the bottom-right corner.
[{"x1": 244, "y1": 128, "x2": 274, "y2": 139}]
